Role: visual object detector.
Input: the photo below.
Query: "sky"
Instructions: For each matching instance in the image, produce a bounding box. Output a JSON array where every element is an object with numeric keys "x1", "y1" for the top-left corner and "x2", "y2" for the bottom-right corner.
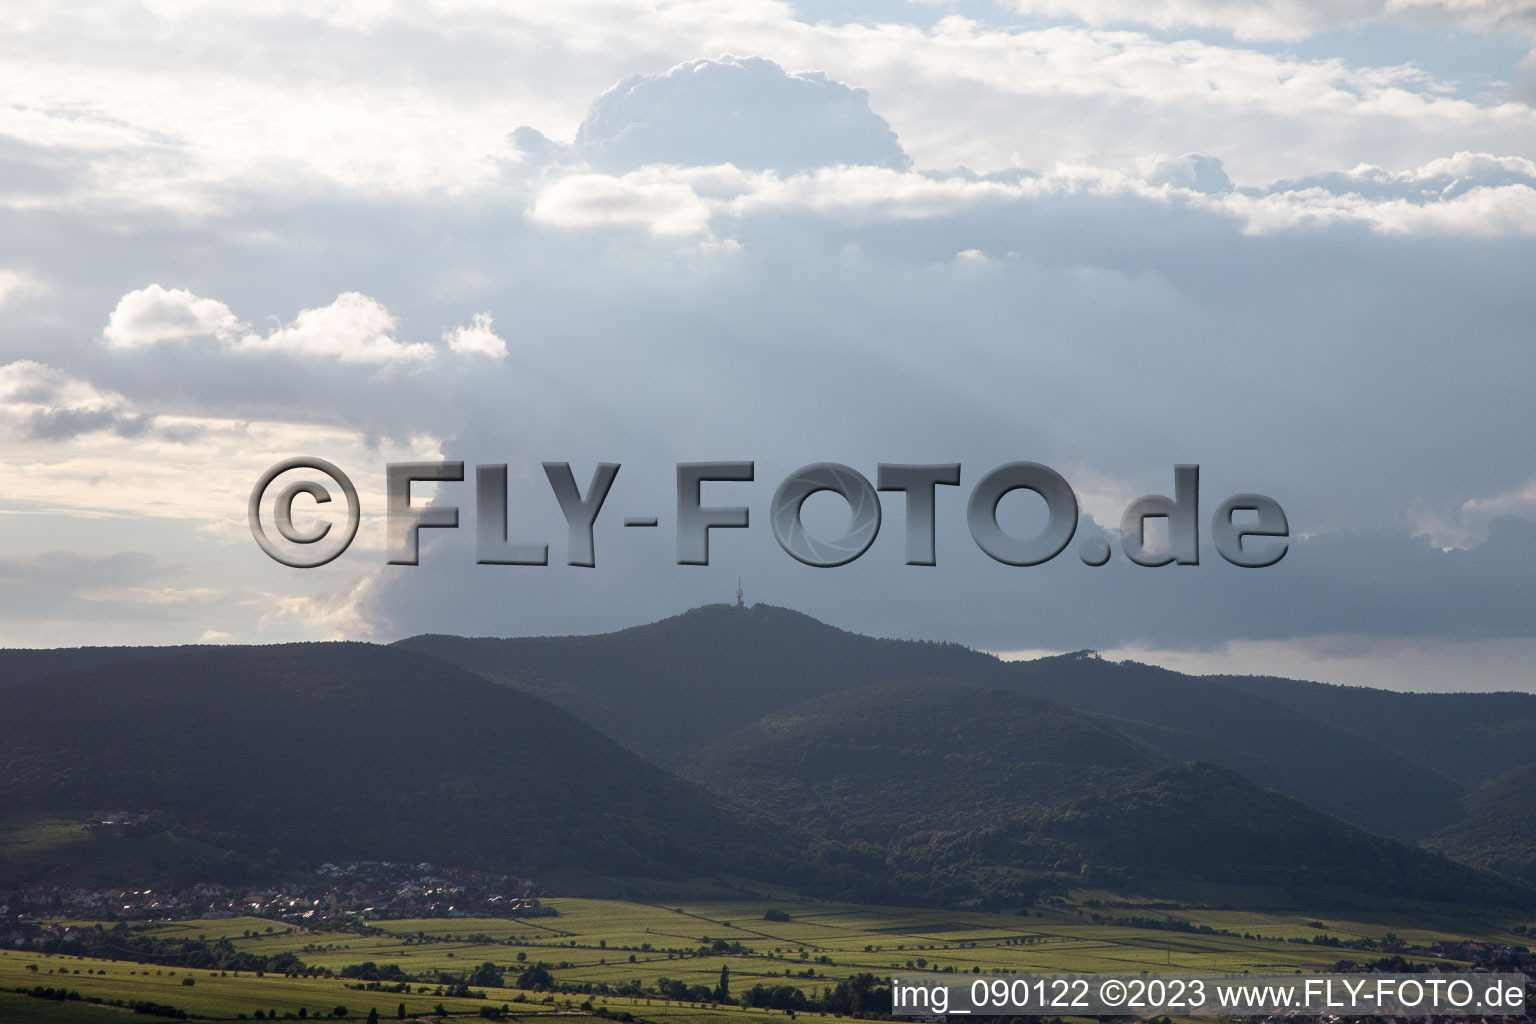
[{"x1": 1, "y1": 0, "x2": 1534, "y2": 691}]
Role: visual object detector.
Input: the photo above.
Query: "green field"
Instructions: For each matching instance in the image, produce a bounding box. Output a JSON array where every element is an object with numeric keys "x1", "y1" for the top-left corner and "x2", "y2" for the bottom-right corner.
[
  {"x1": 0, "y1": 946, "x2": 528, "y2": 1020},
  {"x1": 2, "y1": 891, "x2": 1526, "y2": 1022}
]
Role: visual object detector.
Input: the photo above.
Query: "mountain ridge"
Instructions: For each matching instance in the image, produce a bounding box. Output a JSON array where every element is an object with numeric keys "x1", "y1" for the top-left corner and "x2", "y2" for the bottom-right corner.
[
  {"x1": 397, "y1": 604, "x2": 1472, "y2": 840},
  {"x1": 0, "y1": 641, "x2": 792, "y2": 887},
  {"x1": 682, "y1": 678, "x2": 1535, "y2": 909}
]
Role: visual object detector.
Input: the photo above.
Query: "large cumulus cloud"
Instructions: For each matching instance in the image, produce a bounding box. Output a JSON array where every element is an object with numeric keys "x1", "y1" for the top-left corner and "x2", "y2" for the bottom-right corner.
[{"x1": 569, "y1": 55, "x2": 910, "y2": 173}]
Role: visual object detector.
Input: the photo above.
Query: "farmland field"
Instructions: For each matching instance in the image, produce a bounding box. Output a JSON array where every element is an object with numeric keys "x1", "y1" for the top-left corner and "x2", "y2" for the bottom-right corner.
[{"x1": 2, "y1": 891, "x2": 1526, "y2": 1021}]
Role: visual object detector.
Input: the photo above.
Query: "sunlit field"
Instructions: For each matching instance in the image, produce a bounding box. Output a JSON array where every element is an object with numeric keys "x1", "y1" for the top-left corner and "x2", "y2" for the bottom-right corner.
[{"x1": 5, "y1": 888, "x2": 1524, "y2": 1021}]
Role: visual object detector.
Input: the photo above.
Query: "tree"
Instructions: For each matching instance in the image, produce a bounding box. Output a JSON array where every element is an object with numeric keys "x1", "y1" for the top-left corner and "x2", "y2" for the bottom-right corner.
[
  {"x1": 715, "y1": 964, "x2": 731, "y2": 1003},
  {"x1": 515, "y1": 963, "x2": 553, "y2": 991},
  {"x1": 396, "y1": 1004, "x2": 405, "y2": 1020},
  {"x1": 468, "y1": 962, "x2": 504, "y2": 988},
  {"x1": 367, "y1": 1011, "x2": 379, "y2": 1024}
]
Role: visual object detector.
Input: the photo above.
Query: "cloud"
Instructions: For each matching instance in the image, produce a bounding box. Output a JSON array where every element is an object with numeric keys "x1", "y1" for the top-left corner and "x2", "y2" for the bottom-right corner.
[
  {"x1": 529, "y1": 173, "x2": 716, "y2": 236},
  {"x1": 102, "y1": 287, "x2": 435, "y2": 365},
  {"x1": 0, "y1": 545, "x2": 374, "y2": 647},
  {"x1": 520, "y1": 155, "x2": 1536, "y2": 238},
  {"x1": 0, "y1": 5, "x2": 1532, "y2": 207},
  {"x1": 0, "y1": 549, "x2": 178, "y2": 587},
  {"x1": 0, "y1": 268, "x2": 39, "y2": 309},
  {"x1": 998, "y1": 0, "x2": 1536, "y2": 41},
  {"x1": 246, "y1": 292, "x2": 433, "y2": 365},
  {"x1": 0, "y1": 360, "x2": 149, "y2": 441},
  {"x1": 103, "y1": 284, "x2": 246, "y2": 349},
  {"x1": 1204, "y1": 152, "x2": 1536, "y2": 234},
  {"x1": 1, "y1": 11, "x2": 1534, "y2": 688},
  {"x1": 564, "y1": 55, "x2": 912, "y2": 174},
  {"x1": 0, "y1": 550, "x2": 198, "y2": 636},
  {"x1": 0, "y1": 357, "x2": 445, "y2": 539},
  {"x1": 1142, "y1": 153, "x2": 1233, "y2": 193},
  {"x1": 443, "y1": 312, "x2": 508, "y2": 358},
  {"x1": 1416, "y1": 474, "x2": 1536, "y2": 548},
  {"x1": 1204, "y1": 183, "x2": 1536, "y2": 236},
  {"x1": 1262, "y1": 150, "x2": 1536, "y2": 197}
]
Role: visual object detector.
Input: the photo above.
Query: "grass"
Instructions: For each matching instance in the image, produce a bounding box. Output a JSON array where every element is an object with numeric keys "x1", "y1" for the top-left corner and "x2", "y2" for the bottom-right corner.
[
  {"x1": 0, "y1": 947, "x2": 523, "y2": 1021},
  {"x1": 3, "y1": 890, "x2": 1527, "y2": 1021},
  {"x1": 0, "y1": 989, "x2": 183, "y2": 1022}
]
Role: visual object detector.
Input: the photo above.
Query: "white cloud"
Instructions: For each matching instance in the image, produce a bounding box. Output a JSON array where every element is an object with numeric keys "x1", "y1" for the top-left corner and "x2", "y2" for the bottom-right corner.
[
  {"x1": 0, "y1": 358, "x2": 444, "y2": 560},
  {"x1": 1203, "y1": 180, "x2": 1536, "y2": 234},
  {"x1": 1415, "y1": 475, "x2": 1536, "y2": 547},
  {"x1": 246, "y1": 292, "x2": 433, "y2": 365},
  {"x1": 442, "y1": 312, "x2": 508, "y2": 358},
  {"x1": 0, "y1": 4, "x2": 1532, "y2": 209},
  {"x1": 522, "y1": 155, "x2": 1536, "y2": 239},
  {"x1": 1464, "y1": 477, "x2": 1536, "y2": 522},
  {"x1": 529, "y1": 173, "x2": 715, "y2": 236},
  {"x1": 258, "y1": 572, "x2": 381, "y2": 641},
  {"x1": 103, "y1": 284, "x2": 246, "y2": 348},
  {"x1": 0, "y1": 269, "x2": 38, "y2": 309},
  {"x1": 1267, "y1": 150, "x2": 1536, "y2": 196},
  {"x1": 1204, "y1": 150, "x2": 1536, "y2": 234},
  {"x1": 102, "y1": 287, "x2": 436, "y2": 365},
  {"x1": 566, "y1": 55, "x2": 910, "y2": 173},
  {"x1": 999, "y1": 0, "x2": 1536, "y2": 41}
]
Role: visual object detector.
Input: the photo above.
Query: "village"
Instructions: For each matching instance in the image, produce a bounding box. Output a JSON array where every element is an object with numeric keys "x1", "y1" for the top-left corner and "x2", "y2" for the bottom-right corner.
[{"x1": 0, "y1": 859, "x2": 545, "y2": 931}]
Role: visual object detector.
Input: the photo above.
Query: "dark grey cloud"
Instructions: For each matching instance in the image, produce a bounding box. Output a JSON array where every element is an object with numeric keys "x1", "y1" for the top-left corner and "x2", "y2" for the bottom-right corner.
[
  {"x1": 341, "y1": 167, "x2": 1534, "y2": 656},
  {"x1": 354, "y1": 462, "x2": 1536, "y2": 657},
  {"x1": 5, "y1": 159, "x2": 1530, "y2": 660},
  {"x1": 24, "y1": 407, "x2": 151, "y2": 441}
]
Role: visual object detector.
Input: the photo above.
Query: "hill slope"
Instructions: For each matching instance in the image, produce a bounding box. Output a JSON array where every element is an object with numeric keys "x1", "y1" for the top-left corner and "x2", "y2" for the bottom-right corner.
[
  {"x1": 0, "y1": 643, "x2": 789, "y2": 887},
  {"x1": 685, "y1": 680, "x2": 1533, "y2": 909},
  {"x1": 397, "y1": 603, "x2": 1008, "y2": 757},
  {"x1": 1426, "y1": 763, "x2": 1536, "y2": 884},
  {"x1": 1003, "y1": 654, "x2": 1469, "y2": 840},
  {"x1": 0, "y1": 644, "x2": 209, "y2": 688},
  {"x1": 1208, "y1": 674, "x2": 1536, "y2": 786},
  {"x1": 400, "y1": 606, "x2": 1468, "y2": 840}
]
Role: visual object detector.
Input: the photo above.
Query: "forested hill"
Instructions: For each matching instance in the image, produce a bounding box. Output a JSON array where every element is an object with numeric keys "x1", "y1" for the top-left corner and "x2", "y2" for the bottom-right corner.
[
  {"x1": 1207, "y1": 672, "x2": 1536, "y2": 786},
  {"x1": 397, "y1": 603, "x2": 1008, "y2": 756},
  {"x1": 685, "y1": 679, "x2": 1536, "y2": 910},
  {"x1": 5, "y1": 605, "x2": 1535, "y2": 907},
  {"x1": 0, "y1": 642, "x2": 792, "y2": 886},
  {"x1": 399, "y1": 604, "x2": 1474, "y2": 841}
]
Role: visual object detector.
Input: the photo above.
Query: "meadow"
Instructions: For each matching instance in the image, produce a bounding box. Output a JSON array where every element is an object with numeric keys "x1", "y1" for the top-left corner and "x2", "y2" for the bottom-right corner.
[{"x1": 2, "y1": 890, "x2": 1526, "y2": 1022}]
